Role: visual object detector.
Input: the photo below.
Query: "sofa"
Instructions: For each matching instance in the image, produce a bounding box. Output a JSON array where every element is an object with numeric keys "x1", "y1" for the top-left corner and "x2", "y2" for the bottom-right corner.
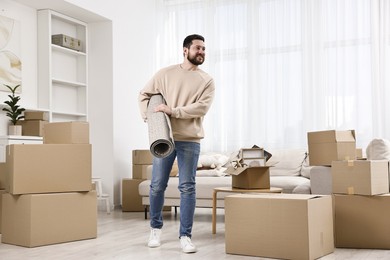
[{"x1": 138, "y1": 148, "x2": 329, "y2": 217}]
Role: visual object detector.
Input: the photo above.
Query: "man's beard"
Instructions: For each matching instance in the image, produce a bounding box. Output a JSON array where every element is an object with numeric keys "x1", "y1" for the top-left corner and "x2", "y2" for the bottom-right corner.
[{"x1": 187, "y1": 53, "x2": 204, "y2": 65}]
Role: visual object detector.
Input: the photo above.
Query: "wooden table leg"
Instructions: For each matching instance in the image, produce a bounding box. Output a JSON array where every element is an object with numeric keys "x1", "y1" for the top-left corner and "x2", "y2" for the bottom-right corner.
[{"x1": 212, "y1": 189, "x2": 217, "y2": 234}]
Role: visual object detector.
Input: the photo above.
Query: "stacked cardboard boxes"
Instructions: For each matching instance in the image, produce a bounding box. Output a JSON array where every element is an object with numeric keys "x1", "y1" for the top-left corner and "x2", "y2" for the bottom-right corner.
[
  {"x1": 308, "y1": 129, "x2": 390, "y2": 249},
  {"x1": 16, "y1": 111, "x2": 49, "y2": 137},
  {"x1": 332, "y1": 160, "x2": 390, "y2": 248},
  {"x1": 0, "y1": 163, "x2": 6, "y2": 233},
  {"x1": 132, "y1": 150, "x2": 153, "y2": 179},
  {"x1": 222, "y1": 147, "x2": 335, "y2": 259},
  {"x1": 1, "y1": 121, "x2": 97, "y2": 247},
  {"x1": 122, "y1": 150, "x2": 153, "y2": 212}
]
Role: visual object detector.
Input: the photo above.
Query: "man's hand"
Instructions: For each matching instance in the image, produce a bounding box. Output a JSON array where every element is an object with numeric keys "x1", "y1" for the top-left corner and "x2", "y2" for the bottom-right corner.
[{"x1": 154, "y1": 104, "x2": 172, "y2": 116}]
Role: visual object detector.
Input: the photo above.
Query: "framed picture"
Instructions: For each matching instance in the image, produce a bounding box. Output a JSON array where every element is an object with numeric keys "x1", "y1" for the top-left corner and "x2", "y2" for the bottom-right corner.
[{"x1": 0, "y1": 14, "x2": 22, "y2": 92}]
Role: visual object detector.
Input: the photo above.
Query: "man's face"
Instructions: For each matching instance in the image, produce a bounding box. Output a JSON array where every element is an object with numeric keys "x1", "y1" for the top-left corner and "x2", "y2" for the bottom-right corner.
[{"x1": 185, "y1": 39, "x2": 205, "y2": 65}]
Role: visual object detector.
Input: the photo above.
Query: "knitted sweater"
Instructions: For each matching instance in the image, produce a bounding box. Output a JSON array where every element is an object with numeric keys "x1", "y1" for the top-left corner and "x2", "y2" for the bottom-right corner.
[{"x1": 139, "y1": 64, "x2": 215, "y2": 142}]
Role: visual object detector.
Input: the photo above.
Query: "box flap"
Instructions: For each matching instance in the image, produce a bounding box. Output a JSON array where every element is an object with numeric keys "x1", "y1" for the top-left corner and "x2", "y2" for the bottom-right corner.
[
  {"x1": 227, "y1": 193, "x2": 330, "y2": 200},
  {"x1": 225, "y1": 165, "x2": 249, "y2": 176},
  {"x1": 335, "y1": 130, "x2": 355, "y2": 142},
  {"x1": 308, "y1": 130, "x2": 355, "y2": 143},
  {"x1": 226, "y1": 165, "x2": 271, "y2": 176}
]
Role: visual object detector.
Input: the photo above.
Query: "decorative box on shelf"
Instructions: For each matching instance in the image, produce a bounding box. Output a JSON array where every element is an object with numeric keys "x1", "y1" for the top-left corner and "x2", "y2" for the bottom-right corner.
[{"x1": 52, "y1": 34, "x2": 82, "y2": 51}]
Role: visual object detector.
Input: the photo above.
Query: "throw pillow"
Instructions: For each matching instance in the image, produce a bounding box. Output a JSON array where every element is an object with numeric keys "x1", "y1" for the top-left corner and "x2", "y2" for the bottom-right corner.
[
  {"x1": 197, "y1": 153, "x2": 230, "y2": 170},
  {"x1": 267, "y1": 149, "x2": 308, "y2": 176},
  {"x1": 366, "y1": 138, "x2": 390, "y2": 160}
]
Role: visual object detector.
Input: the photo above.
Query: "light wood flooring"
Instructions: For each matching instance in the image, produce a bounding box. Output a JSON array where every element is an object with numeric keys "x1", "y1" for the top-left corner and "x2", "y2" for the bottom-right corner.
[{"x1": 0, "y1": 207, "x2": 390, "y2": 259}]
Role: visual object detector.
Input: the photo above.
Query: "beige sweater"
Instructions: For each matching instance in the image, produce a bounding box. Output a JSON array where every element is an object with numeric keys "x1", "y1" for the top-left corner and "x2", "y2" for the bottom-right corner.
[{"x1": 139, "y1": 64, "x2": 215, "y2": 143}]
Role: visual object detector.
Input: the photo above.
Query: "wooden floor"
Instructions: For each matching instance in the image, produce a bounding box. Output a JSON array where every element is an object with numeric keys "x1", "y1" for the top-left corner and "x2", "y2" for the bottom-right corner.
[{"x1": 0, "y1": 207, "x2": 390, "y2": 259}]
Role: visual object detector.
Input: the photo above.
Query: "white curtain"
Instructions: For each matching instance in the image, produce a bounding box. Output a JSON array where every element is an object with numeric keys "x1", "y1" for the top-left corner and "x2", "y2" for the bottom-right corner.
[{"x1": 153, "y1": 0, "x2": 390, "y2": 153}]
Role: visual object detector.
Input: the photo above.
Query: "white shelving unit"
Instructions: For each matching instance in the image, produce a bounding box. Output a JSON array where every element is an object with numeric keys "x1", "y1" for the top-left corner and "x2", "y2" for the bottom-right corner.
[{"x1": 37, "y1": 9, "x2": 88, "y2": 122}]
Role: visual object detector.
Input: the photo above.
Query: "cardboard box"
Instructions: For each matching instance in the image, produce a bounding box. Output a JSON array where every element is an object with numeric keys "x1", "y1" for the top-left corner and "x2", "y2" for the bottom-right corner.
[
  {"x1": 132, "y1": 164, "x2": 150, "y2": 179},
  {"x1": 307, "y1": 130, "x2": 356, "y2": 166},
  {"x1": 356, "y1": 148, "x2": 363, "y2": 159},
  {"x1": 43, "y1": 121, "x2": 89, "y2": 144},
  {"x1": 225, "y1": 194, "x2": 334, "y2": 260},
  {"x1": 6, "y1": 144, "x2": 92, "y2": 194},
  {"x1": 132, "y1": 150, "x2": 153, "y2": 165},
  {"x1": 52, "y1": 34, "x2": 82, "y2": 51},
  {"x1": 334, "y1": 194, "x2": 390, "y2": 249},
  {"x1": 0, "y1": 162, "x2": 5, "y2": 189},
  {"x1": 1, "y1": 191, "x2": 97, "y2": 247},
  {"x1": 133, "y1": 164, "x2": 177, "y2": 179},
  {"x1": 122, "y1": 178, "x2": 144, "y2": 212},
  {"x1": 332, "y1": 160, "x2": 389, "y2": 195},
  {"x1": 24, "y1": 111, "x2": 49, "y2": 121},
  {"x1": 226, "y1": 166, "x2": 270, "y2": 189},
  {"x1": 121, "y1": 178, "x2": 170, "y2": 212},
  {"x1": 0, "y1": 189, "x2": 5, "y2": 234},
  {"x1": 16, "y1": 120, "x2": 48, "y2": 137}
]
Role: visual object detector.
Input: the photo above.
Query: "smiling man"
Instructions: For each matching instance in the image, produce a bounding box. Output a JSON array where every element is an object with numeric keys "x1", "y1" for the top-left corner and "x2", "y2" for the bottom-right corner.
[{"x1": 138, "y1": 34, "x2": 215, "y2": 253}]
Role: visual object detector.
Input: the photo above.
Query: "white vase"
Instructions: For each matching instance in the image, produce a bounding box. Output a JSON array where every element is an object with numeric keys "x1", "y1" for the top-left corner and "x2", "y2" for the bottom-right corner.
[{"x1": 8, "y1": 125, "x2": 22, "y2": 136}]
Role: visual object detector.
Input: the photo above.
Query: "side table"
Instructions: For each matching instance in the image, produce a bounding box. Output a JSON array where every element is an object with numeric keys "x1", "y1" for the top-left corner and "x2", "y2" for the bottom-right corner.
[{"x1": 212, "y1": 186, "x2": 283, "y2": 234}]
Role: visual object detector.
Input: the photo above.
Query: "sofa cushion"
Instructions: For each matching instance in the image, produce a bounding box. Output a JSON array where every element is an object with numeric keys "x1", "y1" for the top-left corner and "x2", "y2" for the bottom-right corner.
[
  {"x1": 292, "y1": 182, "x2": 311, "y2": 194},
  {"x1": 138, "y1": 175, "x2": 312, "y2": 201},
  {"x1": 138, "y1": 176, "x2": 233, "y2": 200},
  {"x1": 366, "y1": 138, "x2": 390, "y2": 160},
  {"x1": 270, "y1": 176, "x2": 310, "y2": 193},
  {"x1": 268, "y1": 149, "x2": 308, "y2": 177}
]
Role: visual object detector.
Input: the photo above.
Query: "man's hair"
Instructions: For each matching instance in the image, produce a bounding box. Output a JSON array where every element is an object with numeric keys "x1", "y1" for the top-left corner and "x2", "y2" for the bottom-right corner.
[{"x1": 183, "y1": 34, "x2": 205, "y2": 48}]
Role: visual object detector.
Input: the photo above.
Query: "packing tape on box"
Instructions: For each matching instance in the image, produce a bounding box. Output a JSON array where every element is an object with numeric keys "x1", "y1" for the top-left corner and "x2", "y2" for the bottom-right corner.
[
  {"x1": 147, "y1": 94, "x2": 175, "y2": 158},
  {"x1": 347, "y1": 186, "x2": 355, "y2": 195},
  {"x1": 347, "y1": 160, "x2": 354, "y2": 167}
]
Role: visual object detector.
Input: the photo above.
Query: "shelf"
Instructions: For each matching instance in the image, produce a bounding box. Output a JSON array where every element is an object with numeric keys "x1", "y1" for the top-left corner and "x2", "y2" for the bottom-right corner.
[
  {"x1": 24, "y1": 108, "x2": 50, "y2": 112},
  {"x1": 38, "y1": 9, "x2": 88, "y2": 122},
  {"x1": 52, "y1": 44, "x2": 86, "y2": 56},
  {"x1": 52, "y1": 111, "x2": 87, "y2": 117},
  {"x1": 0, "y1": 135, "x2": 43, "y2": 141},
  {"x1": 52, "y1": 78, "x2": 87, "y2": 88},
  {"x1": 0, "y1": 104, "x2": 48, "y2": 111}
]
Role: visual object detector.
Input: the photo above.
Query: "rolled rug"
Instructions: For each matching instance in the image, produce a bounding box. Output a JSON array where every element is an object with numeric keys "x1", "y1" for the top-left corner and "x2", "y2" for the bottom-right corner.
[{"x1": 147, "y1": 94, "x2": 175, "y2": 158}]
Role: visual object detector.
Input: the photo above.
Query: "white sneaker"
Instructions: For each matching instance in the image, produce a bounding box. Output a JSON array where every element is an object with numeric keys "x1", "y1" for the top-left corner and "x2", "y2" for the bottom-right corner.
[
  {"x1": 148, "y1": 228, "x2": 162, "y2": 248},
  {"x1": 180, "y1": 236, "x2": 197, "y2": 253}
]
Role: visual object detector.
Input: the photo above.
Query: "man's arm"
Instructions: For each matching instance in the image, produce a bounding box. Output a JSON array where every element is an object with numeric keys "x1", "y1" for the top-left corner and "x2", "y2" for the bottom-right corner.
[{"x1": 170, "y1": 79, "x2": 215, "y2": 119}]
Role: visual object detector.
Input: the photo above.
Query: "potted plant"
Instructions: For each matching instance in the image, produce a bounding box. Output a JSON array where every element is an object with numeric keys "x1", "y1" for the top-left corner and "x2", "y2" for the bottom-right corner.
[{"x1": 2, "y1": 84, "x2": 25, "y2": 135}]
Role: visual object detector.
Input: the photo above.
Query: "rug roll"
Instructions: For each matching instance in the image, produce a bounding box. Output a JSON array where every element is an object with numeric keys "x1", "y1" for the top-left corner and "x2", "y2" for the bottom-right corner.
[{"x1": 147, "y1": 94, "x2": 175, "y2": 158}]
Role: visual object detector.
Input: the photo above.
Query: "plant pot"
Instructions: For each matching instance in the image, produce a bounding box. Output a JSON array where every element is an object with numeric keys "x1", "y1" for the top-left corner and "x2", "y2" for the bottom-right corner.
[{"x1": 8, "y1": 125, "x2": 22, "y2": 136}]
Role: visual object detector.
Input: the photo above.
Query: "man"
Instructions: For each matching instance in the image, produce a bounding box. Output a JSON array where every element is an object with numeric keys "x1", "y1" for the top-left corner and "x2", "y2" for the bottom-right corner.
[{"x1": 138, "y1": 34, "x2": 215, "y2": 253}]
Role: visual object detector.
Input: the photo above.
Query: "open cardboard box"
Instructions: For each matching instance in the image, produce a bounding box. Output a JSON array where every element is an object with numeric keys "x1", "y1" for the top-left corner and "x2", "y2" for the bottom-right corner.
[
  {"x1": 226, "y1": 146, "x2": 276, "y2": 189},
  {"x1": 225, "y1": 162, "x2": 277, "y2": 189}
]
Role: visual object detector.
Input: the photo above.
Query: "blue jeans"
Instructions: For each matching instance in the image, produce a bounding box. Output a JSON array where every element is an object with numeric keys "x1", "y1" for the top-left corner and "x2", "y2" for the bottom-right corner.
[{"x1": 149, "y1": 141, "x2": 200, "y2": 238}]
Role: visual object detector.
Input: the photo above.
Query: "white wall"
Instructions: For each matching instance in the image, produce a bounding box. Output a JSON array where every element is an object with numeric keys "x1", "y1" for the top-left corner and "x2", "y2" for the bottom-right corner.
[
  {"x1": 88, "y1": 21, "x2": 115, "y2": 207},
  {"x1": 0, "y1": 0, "x2": 38, "y2": 132},
  {"x1": 66, "y1": 0, "x2": 156, "y2": 206}
]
